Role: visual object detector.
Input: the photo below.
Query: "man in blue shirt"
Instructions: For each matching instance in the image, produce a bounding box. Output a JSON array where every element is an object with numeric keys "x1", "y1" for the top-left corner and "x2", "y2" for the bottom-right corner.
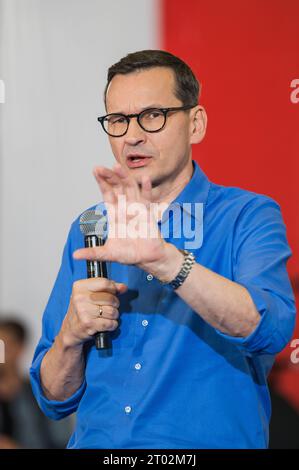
[{"x1": 30, "y1": 50, "x2": 296, "y2": 449}]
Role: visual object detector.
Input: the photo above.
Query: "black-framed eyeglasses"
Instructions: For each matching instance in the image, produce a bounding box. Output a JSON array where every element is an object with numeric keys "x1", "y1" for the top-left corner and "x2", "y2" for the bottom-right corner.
[{"x1": 97, "y1": 104, "x2": 197, "y2": 137}]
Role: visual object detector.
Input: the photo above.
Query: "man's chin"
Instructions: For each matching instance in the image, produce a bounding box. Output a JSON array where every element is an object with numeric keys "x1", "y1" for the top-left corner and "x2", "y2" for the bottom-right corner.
[{"x1": 136, "y1": 175, "x2": 162, "y2": 190}]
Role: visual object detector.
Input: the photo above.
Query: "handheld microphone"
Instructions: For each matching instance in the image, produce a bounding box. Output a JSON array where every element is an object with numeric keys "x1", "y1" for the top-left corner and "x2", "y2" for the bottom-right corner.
[{"x1": 79, "y1": 209, "x2": 110, "y2": 350}]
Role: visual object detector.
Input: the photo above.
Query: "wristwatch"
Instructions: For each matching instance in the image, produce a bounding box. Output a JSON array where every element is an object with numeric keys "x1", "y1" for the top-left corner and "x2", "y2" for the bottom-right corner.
[{"x1": 162, "y1": 249, "x2": 195, "y2": 290}]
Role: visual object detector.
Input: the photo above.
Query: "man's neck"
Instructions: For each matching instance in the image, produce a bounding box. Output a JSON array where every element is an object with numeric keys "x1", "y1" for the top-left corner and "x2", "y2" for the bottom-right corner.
[{"x1": 150, "y1": 159, "x2": 194, "y2": 221}]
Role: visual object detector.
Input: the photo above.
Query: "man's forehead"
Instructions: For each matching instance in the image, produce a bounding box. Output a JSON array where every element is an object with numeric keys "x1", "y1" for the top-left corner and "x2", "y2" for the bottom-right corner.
[{"x1": 105, "y1": 67, "x2": 179, "y2": 112}]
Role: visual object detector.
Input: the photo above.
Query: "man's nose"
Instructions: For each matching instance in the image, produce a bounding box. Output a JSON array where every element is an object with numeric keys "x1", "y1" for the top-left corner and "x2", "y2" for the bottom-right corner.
[{"x1": 124, "y1": 117, "x2": 147, "y2": 145}]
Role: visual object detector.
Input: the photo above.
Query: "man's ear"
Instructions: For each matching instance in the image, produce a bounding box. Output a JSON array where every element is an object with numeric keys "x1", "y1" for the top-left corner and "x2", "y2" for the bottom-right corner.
[{"x1": 190, "y1": 106, "x2": 207, "y2": 144}]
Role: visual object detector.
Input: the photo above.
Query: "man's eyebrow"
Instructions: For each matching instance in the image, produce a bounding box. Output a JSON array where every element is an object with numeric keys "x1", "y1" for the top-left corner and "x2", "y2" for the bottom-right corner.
[
  {"x1": 140, "y1": 104, "x2": 164, "y2": 111},
  {"x1": 107, "y1": 104, "x2": 165, "y2": 115}
]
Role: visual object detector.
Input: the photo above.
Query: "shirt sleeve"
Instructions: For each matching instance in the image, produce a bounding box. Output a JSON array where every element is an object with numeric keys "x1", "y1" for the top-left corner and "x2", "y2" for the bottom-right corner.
[
  {"x1": 29, "y1": 221, "x2": 87, "y2": 420},
  {"x1": 215, "y1": 196, "x2": 296, "y2": 355}
]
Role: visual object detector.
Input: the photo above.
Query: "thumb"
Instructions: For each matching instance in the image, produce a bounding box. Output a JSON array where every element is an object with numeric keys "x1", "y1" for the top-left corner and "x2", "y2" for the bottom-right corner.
[
  {"x1": 115, "y1": 282, "x2": 128, "y2": 294},
  {"x1": 73, "y1": 245, "x2": 110, "y2": 262}
]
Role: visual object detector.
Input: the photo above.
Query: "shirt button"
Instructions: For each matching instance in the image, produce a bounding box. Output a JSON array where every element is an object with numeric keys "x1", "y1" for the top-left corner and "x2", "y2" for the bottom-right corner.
[
  {"x1": 134, "y1": 363, "x2": 142, "y2": 370},
  {"x1": 125, "y1": 406, "x2": 132, "y2": 414},
  {"x1": 142, "y1": 320, "x2": 148, "y2": 327},
  {"x1": 147, "y1": 274, "x2": 153, "y2": 281}
]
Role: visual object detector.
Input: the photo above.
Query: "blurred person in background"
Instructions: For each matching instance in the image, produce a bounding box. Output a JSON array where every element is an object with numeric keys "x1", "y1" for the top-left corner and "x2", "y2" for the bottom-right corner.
[
  {"x1": 268, "y1": 278, "x2": 299, "y2": 449},
  {"x1": 0, "y1": 317, "x2": 73, "y2": 448},
  {"x1": 269, "y1": 360, "x2": 299, "y2": 448}
]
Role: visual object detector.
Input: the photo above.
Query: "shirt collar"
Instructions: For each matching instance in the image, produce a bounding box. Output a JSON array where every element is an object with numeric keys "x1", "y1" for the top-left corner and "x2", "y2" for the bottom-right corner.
[{"x1": 160, "y1": 159, "x2": 210, "y2": 225}]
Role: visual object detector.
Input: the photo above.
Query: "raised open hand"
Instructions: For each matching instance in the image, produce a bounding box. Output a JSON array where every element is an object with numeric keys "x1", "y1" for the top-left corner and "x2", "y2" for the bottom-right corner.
[{"x1": 73, "y1": 163, "x2": 170, "y2": 274}]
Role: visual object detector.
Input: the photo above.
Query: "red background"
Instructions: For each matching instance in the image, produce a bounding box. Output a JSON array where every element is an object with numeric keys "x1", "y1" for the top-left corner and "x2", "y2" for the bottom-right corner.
[{"x1": 162, "y1": 0, "x2": 299, "y2": 408}]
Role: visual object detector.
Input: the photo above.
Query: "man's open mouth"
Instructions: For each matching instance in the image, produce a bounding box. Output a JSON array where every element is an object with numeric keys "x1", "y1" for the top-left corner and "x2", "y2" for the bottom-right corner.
[{"x1": 126, "y1": 155, "x2": 153, "y2": 167}]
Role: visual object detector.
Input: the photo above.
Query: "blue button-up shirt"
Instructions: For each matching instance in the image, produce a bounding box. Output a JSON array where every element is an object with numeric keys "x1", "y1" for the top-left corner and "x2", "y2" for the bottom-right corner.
[{"x1": 30, "y1": 160, "x2": 296, "y2": 449}]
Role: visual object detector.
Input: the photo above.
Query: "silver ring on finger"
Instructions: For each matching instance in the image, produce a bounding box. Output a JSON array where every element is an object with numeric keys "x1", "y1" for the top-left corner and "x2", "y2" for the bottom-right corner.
[{"x1": 98, "y1": 306, "x2": 103, "y2": 317}]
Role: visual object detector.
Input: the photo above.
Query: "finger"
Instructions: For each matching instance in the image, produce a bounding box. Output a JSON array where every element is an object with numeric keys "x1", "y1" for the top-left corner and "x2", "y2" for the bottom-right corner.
[
  {"x1": 76, "y1": 278, "x2": 118, "y2": 293},
  {"x1": 90, "y1": 304, "x2": 120, "y2": 320},
  {"x1": 115, "y1": 282, "x2": 128, "y2": 294},
  {"x1": 140, "y1": 174, "x2": 153, "y2": 205},
  {"x1": 90, "y1": 291, "x2": 120, "y2": 308},
  {"x1": 95, "y1": 318, "x2": 119, "y2": 332},
  {"x1": 113, "y1": 163, "x2": 140, "y2": 202},
  {"x1": 94, "y1": 166, "x2": 124, "y2": 198},
  {"x1": 93, "y1": 167, "x2": 118, "y2": 204},
  {"x1": 98, "y1": 180, "x2": 117, "y2": 206},
  {"x1": 74, "y1": 279, "x2": 127, "y2": 297},
  {"x1": 94, "y1": 166, "x2": 123, "y2": 187},
  {"x1": 73, "y1": 246, "x2": 116, "y2": 263},
  {"x1": 88, "y1": 280, "x2": 127, "y2": 295},
  {"x1": 88, "y1": 318, "x2": 119, "y2": 335}
]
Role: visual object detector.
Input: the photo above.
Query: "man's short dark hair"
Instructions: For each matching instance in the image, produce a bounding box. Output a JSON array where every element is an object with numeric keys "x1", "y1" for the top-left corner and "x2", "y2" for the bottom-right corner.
[{"x1": 104, "y1": 49, "x2": 200, "y2": 109}]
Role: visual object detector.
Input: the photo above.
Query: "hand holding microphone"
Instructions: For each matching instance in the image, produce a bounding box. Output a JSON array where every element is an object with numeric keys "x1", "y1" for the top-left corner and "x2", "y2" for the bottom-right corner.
[
  {"x1": 61, "y1": 276, "x2": 127, "y2": 350},
  {"x1": 79, "y1": 209, "x2": 112, "y2": 350},
  {"x1": 61, "y1": 209, "x2": 127, "y2": 351}
]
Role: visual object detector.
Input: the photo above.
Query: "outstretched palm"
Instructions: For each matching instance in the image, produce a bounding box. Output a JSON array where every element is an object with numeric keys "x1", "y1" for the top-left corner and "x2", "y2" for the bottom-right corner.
[{"x1": 74, "y1": 163, "x2": 168, "y2": 272}]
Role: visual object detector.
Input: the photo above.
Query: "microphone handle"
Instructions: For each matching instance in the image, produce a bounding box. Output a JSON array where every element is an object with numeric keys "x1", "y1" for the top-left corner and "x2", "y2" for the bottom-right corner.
[{"x1": 84, "y1": 234, "x2": 110, "y2": 350}]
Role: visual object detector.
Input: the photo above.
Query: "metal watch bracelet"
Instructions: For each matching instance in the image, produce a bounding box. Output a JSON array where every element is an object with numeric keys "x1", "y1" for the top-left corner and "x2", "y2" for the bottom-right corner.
[{"x1": 162, "y1": 248, "x2": 195, "y2": 290}]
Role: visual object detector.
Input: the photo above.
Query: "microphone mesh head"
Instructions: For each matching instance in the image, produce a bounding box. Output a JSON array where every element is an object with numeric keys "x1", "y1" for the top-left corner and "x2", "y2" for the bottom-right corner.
[{"x1": 79, "y1": 209, "x2": 108, "y2": 238}]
